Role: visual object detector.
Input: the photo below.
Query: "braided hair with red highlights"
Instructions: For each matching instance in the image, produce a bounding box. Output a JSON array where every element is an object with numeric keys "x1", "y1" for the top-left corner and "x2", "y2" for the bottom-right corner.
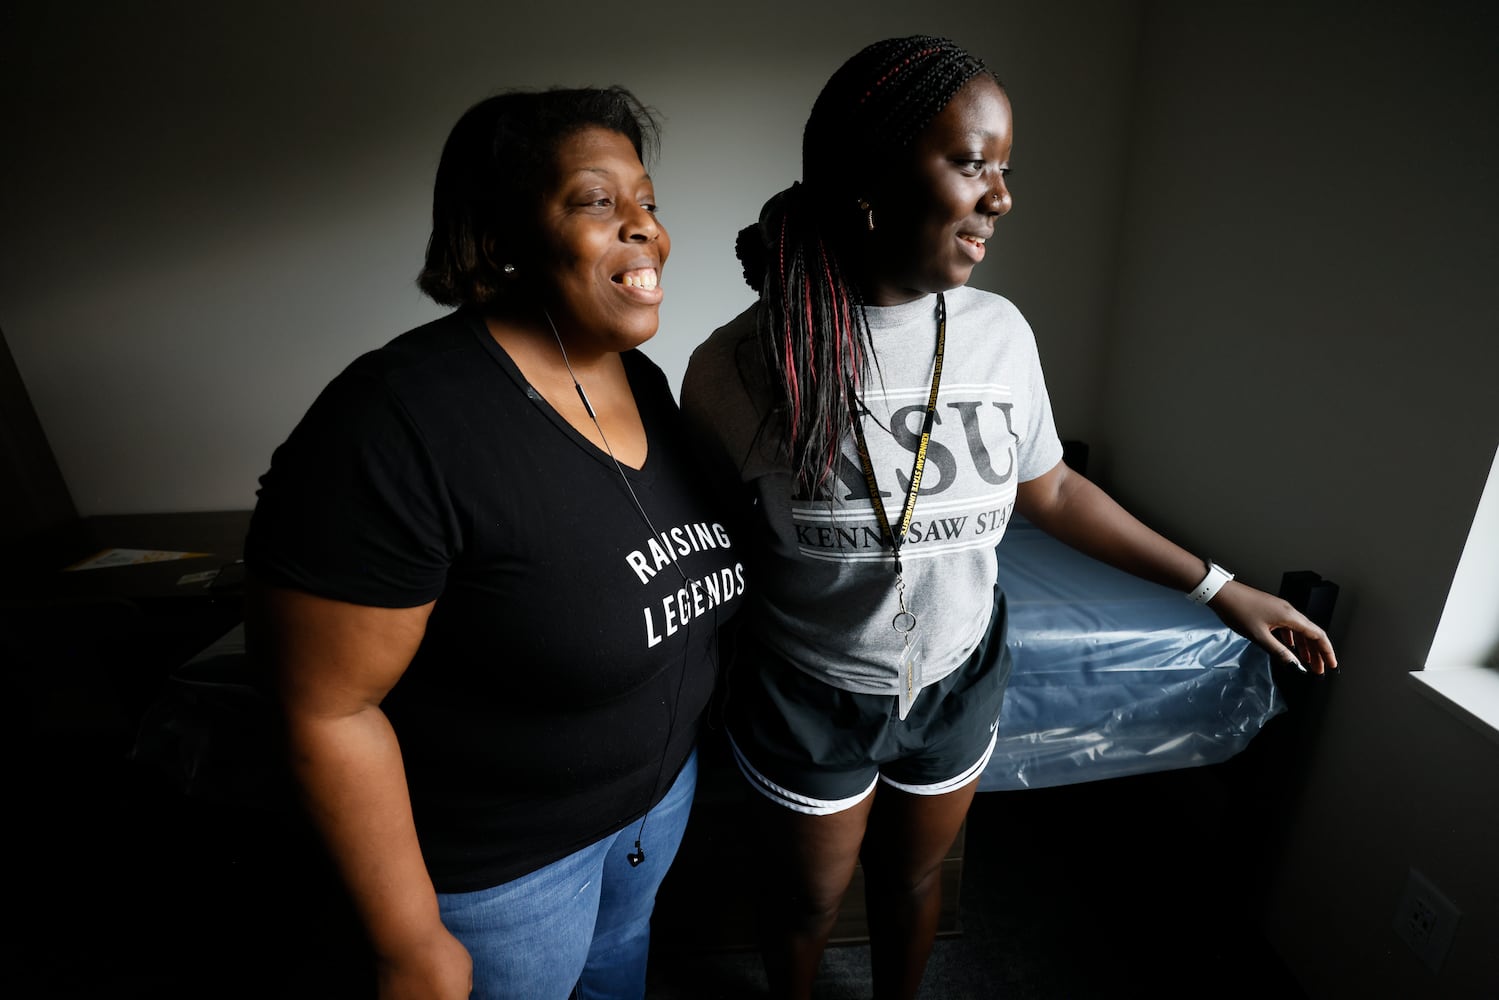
[{"x1": 735, "y1": 36, "x2": 995, "y2": 496}]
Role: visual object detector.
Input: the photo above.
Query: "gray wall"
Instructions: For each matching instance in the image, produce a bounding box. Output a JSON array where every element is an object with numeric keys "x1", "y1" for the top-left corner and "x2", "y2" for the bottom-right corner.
[
  {"x1": 1099, "y1": 2, "x2": 1498, "y2": 995},
  {"x1": 0, "y1": 0, "x2": 1137, "y2": 514},
  {"x1": 4, "y1": 1, "x2": 1496, "y2": 996}
]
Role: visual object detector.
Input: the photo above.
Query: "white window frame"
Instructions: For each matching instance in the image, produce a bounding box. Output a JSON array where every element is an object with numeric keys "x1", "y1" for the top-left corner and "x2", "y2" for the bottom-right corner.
[{"x1": 1411, "y1": 442, "x2": 1499, "y2": 745}]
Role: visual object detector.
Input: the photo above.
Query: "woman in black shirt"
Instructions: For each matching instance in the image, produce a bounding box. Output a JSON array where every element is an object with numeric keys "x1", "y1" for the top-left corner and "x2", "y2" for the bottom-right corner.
[{"x1": 247, "y1": 87, "x2": 741, "y2": 1000}]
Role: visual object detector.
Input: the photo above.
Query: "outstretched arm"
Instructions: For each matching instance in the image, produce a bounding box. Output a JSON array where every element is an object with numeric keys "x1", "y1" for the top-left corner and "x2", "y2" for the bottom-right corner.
[
  {"x1": 247, "y1": 582, "x2": 473, "y2": 999},
  {"x1": 1014, "y1": 460, "x2": 1337, "y2": 674}
]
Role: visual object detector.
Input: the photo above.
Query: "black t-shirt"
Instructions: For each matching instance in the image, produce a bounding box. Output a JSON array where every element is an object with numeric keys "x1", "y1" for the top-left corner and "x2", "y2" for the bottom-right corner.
[{"x1": 246, "y1": 308, "x2": 742, "y2": 891}]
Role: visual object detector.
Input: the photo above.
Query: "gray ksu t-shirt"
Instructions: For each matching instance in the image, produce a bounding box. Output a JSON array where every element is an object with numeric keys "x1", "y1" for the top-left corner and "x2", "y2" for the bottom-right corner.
[{"x1": 682, "y1": 285, "x2": 1064, "y2": 699}]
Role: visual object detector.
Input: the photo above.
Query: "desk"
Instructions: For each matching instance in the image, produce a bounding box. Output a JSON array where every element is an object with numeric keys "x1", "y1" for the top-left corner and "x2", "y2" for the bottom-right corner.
[
  {"x1": 1, "y1": 510, "x2": 252, "y2": 606},
  {"x1": 3, "y1": 510, "x2": 253, "y2": 759}
]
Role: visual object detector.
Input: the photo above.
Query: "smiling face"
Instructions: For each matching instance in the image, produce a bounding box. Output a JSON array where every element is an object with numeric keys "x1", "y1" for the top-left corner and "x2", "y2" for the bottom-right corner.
[
  {"x1": 533, "y1": 126, "x2": 670, "y2": 352},
  {"x1": 864, "y1": 76, "x2": 1013, "y2": 306}
]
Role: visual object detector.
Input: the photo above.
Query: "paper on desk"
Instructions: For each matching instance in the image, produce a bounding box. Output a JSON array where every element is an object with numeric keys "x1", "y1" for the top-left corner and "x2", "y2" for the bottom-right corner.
[
  {"x1": 177, "y1": 569, "x2": 221, "y2": 586},
  {"x1": 65, "y1": 548, "x2": 212, "y2": 571}
]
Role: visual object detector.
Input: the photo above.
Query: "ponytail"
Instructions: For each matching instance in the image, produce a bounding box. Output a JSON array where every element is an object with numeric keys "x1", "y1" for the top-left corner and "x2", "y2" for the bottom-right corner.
[{"x1": 737, "y1": 183, "x2": 871, "y2": 496}]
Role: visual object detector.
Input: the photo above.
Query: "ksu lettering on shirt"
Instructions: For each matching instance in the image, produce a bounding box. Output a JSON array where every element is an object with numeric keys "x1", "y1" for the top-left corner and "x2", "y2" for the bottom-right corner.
[
  {"x1": 795, "y1": 394, "x2": 1021, "y2": 505},
  {"x1": 791, "y1": 385, "x2": 1022, "y2": 563},
  {"x1": 623, "y1": 520, "x2": 745, "y2": 648},
  {"x1": 792, "y1": 502, "x2": 1015, "y2": 560}
]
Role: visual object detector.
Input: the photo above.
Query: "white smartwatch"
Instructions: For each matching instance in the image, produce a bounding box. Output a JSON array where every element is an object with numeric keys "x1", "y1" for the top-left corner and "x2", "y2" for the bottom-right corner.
[{"x1": 1186, "y1": 561, "x2": 1234, "y2": 604}]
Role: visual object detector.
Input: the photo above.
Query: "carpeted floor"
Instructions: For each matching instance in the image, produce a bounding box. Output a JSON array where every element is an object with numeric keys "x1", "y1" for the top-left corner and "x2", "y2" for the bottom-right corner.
[
  {"x1": 645, "y1": 756, "x2": 1309, "y2": 1000},
  {"x1": 11, "y1": 696, "x2": 1306, "y2": 999}
]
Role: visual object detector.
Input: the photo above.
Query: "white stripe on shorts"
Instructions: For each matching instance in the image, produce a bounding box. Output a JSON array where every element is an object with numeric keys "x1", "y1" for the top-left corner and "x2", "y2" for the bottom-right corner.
[
  {"x1": 879, "y1": 725, "x2": 999, "y2": 796},
  {"x1": 728, "y1": 732, "x2": 880, "y2": 816}
]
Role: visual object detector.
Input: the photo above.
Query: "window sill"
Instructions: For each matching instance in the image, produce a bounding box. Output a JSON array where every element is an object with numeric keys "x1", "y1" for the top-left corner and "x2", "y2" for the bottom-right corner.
[{"x1": 1410, "y1": 666, "x2": 1499, "y2": 746}]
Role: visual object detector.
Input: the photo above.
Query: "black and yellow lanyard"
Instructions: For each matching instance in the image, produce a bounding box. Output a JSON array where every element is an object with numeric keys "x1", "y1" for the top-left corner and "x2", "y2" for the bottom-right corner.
[{"x1": 848, "y1": 292, "x2": 947, "y2": 649}]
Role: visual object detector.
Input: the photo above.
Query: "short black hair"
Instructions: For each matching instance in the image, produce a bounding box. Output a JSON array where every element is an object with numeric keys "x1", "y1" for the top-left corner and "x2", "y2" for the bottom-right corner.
[{"x1": 417, "y1": 86, "x2": 660, "y2": 308}]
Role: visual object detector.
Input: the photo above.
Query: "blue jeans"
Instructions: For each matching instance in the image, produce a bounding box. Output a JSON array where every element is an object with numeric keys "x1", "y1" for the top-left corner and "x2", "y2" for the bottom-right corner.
[{"x1": 438, "y1": 749, "x2": 697, "y2": 1000}]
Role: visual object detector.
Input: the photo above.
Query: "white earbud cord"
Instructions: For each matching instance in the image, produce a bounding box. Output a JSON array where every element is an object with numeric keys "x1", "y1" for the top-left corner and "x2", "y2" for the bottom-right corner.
[{"x1": 542, "y1": 309, "x2": 698, "y2": 868}]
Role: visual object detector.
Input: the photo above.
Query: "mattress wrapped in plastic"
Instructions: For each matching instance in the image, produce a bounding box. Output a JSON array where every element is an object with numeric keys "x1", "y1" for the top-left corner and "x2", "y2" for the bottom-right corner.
[{"x1": 980, "y1": 516, "x2": 1283, "y2": 791}]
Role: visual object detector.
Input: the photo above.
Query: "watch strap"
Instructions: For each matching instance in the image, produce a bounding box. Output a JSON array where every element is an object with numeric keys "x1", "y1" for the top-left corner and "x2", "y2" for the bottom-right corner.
[{"x1": 1186, "y1": 561, "x2": 1234, "y2": 604}]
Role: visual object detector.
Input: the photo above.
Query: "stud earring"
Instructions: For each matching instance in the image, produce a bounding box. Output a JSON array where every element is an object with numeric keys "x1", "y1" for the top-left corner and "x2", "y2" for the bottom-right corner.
[
  {"x1": 503, "y1": 264, "x2": 516, "y2": 276},
  {"x1": 858, "y1": 199, "x2": 875, "y2": 232}
]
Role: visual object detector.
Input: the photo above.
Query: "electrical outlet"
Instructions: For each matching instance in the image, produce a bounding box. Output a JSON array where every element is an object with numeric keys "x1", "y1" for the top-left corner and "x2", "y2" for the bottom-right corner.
[{"x1": 1393, "y1": 868, "x2": 1461, "y2": 973}]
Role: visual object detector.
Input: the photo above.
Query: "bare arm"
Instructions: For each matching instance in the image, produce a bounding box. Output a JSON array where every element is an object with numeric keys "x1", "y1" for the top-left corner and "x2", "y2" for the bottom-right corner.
[
  {"x1": 1015, "y1": 460, "x2": 1337, "y2": 674},
  {"x1": 247, "y1": 582, "x2": 473, "y2": 999}
]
